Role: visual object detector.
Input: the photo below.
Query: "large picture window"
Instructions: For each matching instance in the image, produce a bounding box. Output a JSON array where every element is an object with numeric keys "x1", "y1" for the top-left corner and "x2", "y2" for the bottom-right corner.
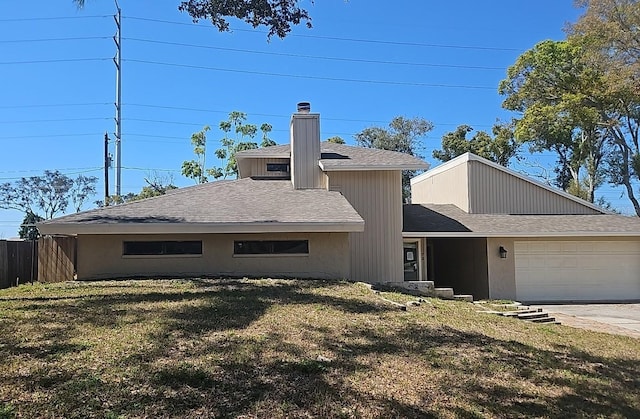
[
  {"x1": 234, "y1": 240, "x2": 309, "y2": 255},
  {"x1": 123, "y1": 241, "x2": 202, "y2": 256}
]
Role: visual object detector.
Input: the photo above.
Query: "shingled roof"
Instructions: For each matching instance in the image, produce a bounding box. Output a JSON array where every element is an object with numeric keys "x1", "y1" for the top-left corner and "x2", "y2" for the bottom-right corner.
[
  {"x1": 236, "y1": 142, "x2": 429, "y2": 172},
  {"x1": 38, "y1": 179, "x2": 364, "y2": 235},
  {"x1": 403, "y1": 204, "x2": 640, "y2": 237}
]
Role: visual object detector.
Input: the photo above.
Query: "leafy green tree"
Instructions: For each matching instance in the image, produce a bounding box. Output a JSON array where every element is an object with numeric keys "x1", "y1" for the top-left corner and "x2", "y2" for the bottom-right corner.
[
  {"x1": 0, "y1": 171, "x2": 97, "y2": 219},
  {"x1": 326, "y1": 136, "x2": 345, "y2": 144},
  {"x1": 182, "y1": 112, "x2": 275, "y2": 182},
  {"x1": 570, "y1": 0, "x2": 640, "y2": 96},
  {"x1": 182, "y1": 126, "x2": 214, "y2": 184},
  {"x1": 74, "y1": 0, "x2": 313, "y2": 39},
  {"x1": 18, "y1": 211, "x2": 44, "y2": 240},
  {"x1": 96, "y1": 174, "x2": 177, "y2": 207},
  {"x1": 355, "y1": 116, "x2": 433, "y2": 200},
  {"x1": 214, "y1": 112, "x2": 276, "y2": 179},
  {"x1": 499, "y1": 39, "x2": 609, "y2": 203},
  {"x1": 569, "y1": 0, "x2": 640, "y2": 214},
  {"x1": 260, "y1": 123, "x2": 276, "y2": 147},
  {"x1": 433, "y1": 123, "x2": 518, "y2": 166}
]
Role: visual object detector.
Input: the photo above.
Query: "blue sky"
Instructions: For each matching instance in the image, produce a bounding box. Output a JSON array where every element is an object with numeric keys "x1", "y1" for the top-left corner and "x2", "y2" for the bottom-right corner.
[{"x1": 0, "y1": 1, "x2": 629, "y2": 237}]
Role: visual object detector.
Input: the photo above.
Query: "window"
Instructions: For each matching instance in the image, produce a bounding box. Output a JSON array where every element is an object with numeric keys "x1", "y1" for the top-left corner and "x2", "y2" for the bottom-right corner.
[
  {"x1": 234, "y1": 240, "x2": 309, "y2": 255},
  {"x1": 266, "y1": 163, "x2": 289, "y2": 172},
  {"x1": 123, "y1": 241, "x2": 202, "y2": 256}
]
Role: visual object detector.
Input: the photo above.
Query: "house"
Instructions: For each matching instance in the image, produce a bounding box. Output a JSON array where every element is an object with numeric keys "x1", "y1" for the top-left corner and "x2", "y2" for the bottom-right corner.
[
  {"x1": 38, "y1": 103, "x2": 428, "y2": 283},
  {"x1": 37, "y1": 104, "x2": 640, "y2": 302},
  {"x1": 404, "y1": 153, "x2": 640, "y2": 302}
]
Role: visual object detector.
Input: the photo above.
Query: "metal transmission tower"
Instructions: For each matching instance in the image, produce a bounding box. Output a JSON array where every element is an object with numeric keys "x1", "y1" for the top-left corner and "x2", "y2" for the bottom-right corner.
[{"x1": 113, "y1": 0, "x2": 122, "y2": 197}]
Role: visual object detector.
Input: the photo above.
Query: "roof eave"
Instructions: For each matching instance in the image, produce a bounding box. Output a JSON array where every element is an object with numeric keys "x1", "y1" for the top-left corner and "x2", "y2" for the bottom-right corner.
[
  {"x1": 319, "y1": 162, "x2": 429, "y2": 171},
  {"x1": 38, "y1": 221, "x2": 365, "y2": 235},
  {"x1": 236, "y1": 151, "x2": 290, "y2": 159},
  {"x1": 402, "y1": 231, "x2": 640, "y2": 238}
]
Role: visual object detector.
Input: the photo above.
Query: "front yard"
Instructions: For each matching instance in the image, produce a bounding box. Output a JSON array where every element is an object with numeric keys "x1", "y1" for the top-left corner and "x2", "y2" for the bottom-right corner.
[{"x1": 0, "y1": 279, "x2": 638, "y2": 418}]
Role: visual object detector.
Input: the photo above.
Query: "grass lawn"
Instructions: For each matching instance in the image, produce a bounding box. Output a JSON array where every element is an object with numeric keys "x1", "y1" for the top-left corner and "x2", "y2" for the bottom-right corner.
[{"x1": 0, "y1": 279, "x2": 638, "y2": 418}]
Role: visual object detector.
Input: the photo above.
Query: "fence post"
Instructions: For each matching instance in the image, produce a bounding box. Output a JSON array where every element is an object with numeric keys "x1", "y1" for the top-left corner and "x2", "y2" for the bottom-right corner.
[{"x1": 0, "y1": 240, "x2": 8, "y2": 289}]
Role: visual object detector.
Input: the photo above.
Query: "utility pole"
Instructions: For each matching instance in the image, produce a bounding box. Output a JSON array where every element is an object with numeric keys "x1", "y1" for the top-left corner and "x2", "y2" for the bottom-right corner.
[
  {"x1": 104, "y1": 132, "x2": 110, "y2": 206},
  {"x1": 113, "y1": 0, "x2": 122, "y2": 198}
]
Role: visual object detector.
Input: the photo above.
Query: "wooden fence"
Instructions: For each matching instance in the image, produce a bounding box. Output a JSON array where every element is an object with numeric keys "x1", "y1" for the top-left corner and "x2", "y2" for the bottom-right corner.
[
  {"x1": 38, "y1": 236, "x2": 76, "y2": 283},
  {"x1": 0, "y1": 240, "x2": 38, "y2": 289},
  {"x1": 0, "y1": 236, "x2": 76, "y2": 289}
]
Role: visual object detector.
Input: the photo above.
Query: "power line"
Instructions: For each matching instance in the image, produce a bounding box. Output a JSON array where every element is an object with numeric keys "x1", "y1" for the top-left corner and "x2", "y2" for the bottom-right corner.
[
  {"x1": 122, "y1": 166, "x2": 180, "y2": 173},
  {"x1": 0, "y1": 58, "x2": 110, "y2": 65},
  {"x1": 123, "y1": 103, "x2": 500, "y2": 127},
  {"x1": 125, "y1": 59, "x2": 496, "y2": 90},
  {"x1": 276, "y1": 31, "x2": 520, "y2": 52},
  {"x1": 0, "y1": 168, "x2": 103, "y2": 180},
  {"x1": 125, "y1": 118, "x2": 359, "y2": 136},
  {"x1": 124, "y1": 16, "x2": 520, "y2": 52},
  {"x1": 0, "y1": 117, "x2": 110, "y2": 124},
  {"x1": 0, "y1": 36, "x2": 110, "y2": 44},
  {"x1": 126, "y1": 117, "x2": 204, "y2": 127},
  {"x1": 0, "y1": 100, "x2": 498, "y2": 128},
  {"x1": 0, "y1": 103, "x2": 110, "y2": 109},
  {"x1": 0, "y1": 133, "x2": 102, "y2": 140},
  {"x1": 124, "y1": 37, "x2": 505, "y2": 71},
  {"x1": 0, "y1": 167, "x2": 102, "y2": 174},
  {"x1": 0, "y1": 15, "x2": 110, "y2": 22},
  {"x1": 124, "y1": 105, "x2": 500, "y2": 128},
  {"x1": 124, "y1": 103, "x2": 394, "y2": 124}
]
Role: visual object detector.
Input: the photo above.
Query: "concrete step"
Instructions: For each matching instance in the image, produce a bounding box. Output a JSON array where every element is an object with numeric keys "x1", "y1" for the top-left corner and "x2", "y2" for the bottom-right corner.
[
  {"x1": 478, "y1": 304, "x2": 561, "y2": 326},
  {"x1": 528, "y1": 316, "x2": 559, "y2": 324},
  {"x1": 433, "y1": 287, "x2": 455, "y2": 299},
  {"x1": 453, "y1": 294, "x2": 474, "y2": 302},
  {"x1": 502, "y1": 308, "x2": 542, "y2": 317},
  {"x1": 517, "y1": 311, "x2": 550, "y2": 320}
]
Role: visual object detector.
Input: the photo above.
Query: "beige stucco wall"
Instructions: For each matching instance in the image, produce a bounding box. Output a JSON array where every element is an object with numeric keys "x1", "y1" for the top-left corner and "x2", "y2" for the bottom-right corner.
[
  {"x1": 468, "y1": 161, "x2": 601, "y2": 214},
  {"x1": 486, "y1": 237, "x2": 516, "y2": 300},
  {"x1": 486, "y1": 236, "x2": 640, "y2": 301},
  {"x1": 76, "y1": 232, "x2": 350, "y2": 280},
  {"x1": 328, "y1": 170, "x2": 404, "y2": 283},
  {"x1": 411, "y1": 163, "x2": 469, "y2": 210}
]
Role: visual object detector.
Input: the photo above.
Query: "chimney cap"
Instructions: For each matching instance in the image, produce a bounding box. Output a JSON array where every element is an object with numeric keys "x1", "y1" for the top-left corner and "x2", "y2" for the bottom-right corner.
[{"x1": 296, "y1": 102, "x2": 311, "y2": 113}]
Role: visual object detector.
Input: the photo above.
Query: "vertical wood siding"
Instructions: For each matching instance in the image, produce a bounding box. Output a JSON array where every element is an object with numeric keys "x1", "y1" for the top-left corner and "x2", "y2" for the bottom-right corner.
[
  {"x1": 290, "y1": 114, "x2": 323, "y2": 189},
  {"x1": 329, "y1": 171, "x2": 404, "y2": 283},
  {"x1": 468, "y1": 161, "x2": 601, "y2": 214},
  {"x1": 411, "y1": 163, "x2": 469, "y2": 210}
]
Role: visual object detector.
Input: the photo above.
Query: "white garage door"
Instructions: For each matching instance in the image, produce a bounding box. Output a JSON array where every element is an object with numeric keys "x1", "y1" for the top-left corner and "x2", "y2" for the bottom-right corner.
[{"x1": 515, "y1": 240, "x2": 640, "y2": 302}]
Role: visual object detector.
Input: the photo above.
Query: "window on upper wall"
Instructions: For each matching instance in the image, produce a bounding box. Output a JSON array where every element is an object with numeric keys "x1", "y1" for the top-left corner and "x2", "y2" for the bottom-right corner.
[
  {"x1": 266, "y1": 163, "x2": 289, "y2": 172},
  {"x1": 123, "y1": 241, "x2": 203, "y2": 256},
  {"x1": 234, "y1": 240, "x2": 309, "y2": 255}
]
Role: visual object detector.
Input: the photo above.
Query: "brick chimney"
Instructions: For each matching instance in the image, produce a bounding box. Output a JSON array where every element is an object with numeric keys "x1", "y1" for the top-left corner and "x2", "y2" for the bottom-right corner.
[{"x1": 290, "y1": 102, "x2": 323, "y2": 189}]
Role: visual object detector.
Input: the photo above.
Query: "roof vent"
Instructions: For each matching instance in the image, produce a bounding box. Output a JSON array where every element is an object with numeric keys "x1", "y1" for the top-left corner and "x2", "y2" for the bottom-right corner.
[{"x1": 297, "y1": 102, "x2": 311, "y2": 113}]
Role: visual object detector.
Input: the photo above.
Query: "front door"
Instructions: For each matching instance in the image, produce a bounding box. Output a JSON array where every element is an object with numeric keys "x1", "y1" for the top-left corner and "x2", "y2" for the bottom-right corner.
[{"x1": 403, "y1": 242, "x2": 419, "y2": 281}]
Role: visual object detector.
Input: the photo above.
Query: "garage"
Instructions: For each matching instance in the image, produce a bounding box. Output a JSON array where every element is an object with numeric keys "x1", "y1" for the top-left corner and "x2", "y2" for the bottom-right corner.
[{"x1": 515, "y1": 240, "x2": 640, "y2": 302}]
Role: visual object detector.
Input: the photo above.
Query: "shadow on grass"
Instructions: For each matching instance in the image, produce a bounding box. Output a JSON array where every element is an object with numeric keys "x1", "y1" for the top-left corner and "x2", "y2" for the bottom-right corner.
[{"x1": 1, "y1": 279, "x2": 639, "y2": 417}]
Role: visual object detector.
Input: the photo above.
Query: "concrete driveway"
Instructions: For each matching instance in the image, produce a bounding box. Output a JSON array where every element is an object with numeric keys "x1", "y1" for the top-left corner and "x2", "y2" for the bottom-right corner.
[{"x1": 535, "y1": 303, "x2": 640, "y2": 338}]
